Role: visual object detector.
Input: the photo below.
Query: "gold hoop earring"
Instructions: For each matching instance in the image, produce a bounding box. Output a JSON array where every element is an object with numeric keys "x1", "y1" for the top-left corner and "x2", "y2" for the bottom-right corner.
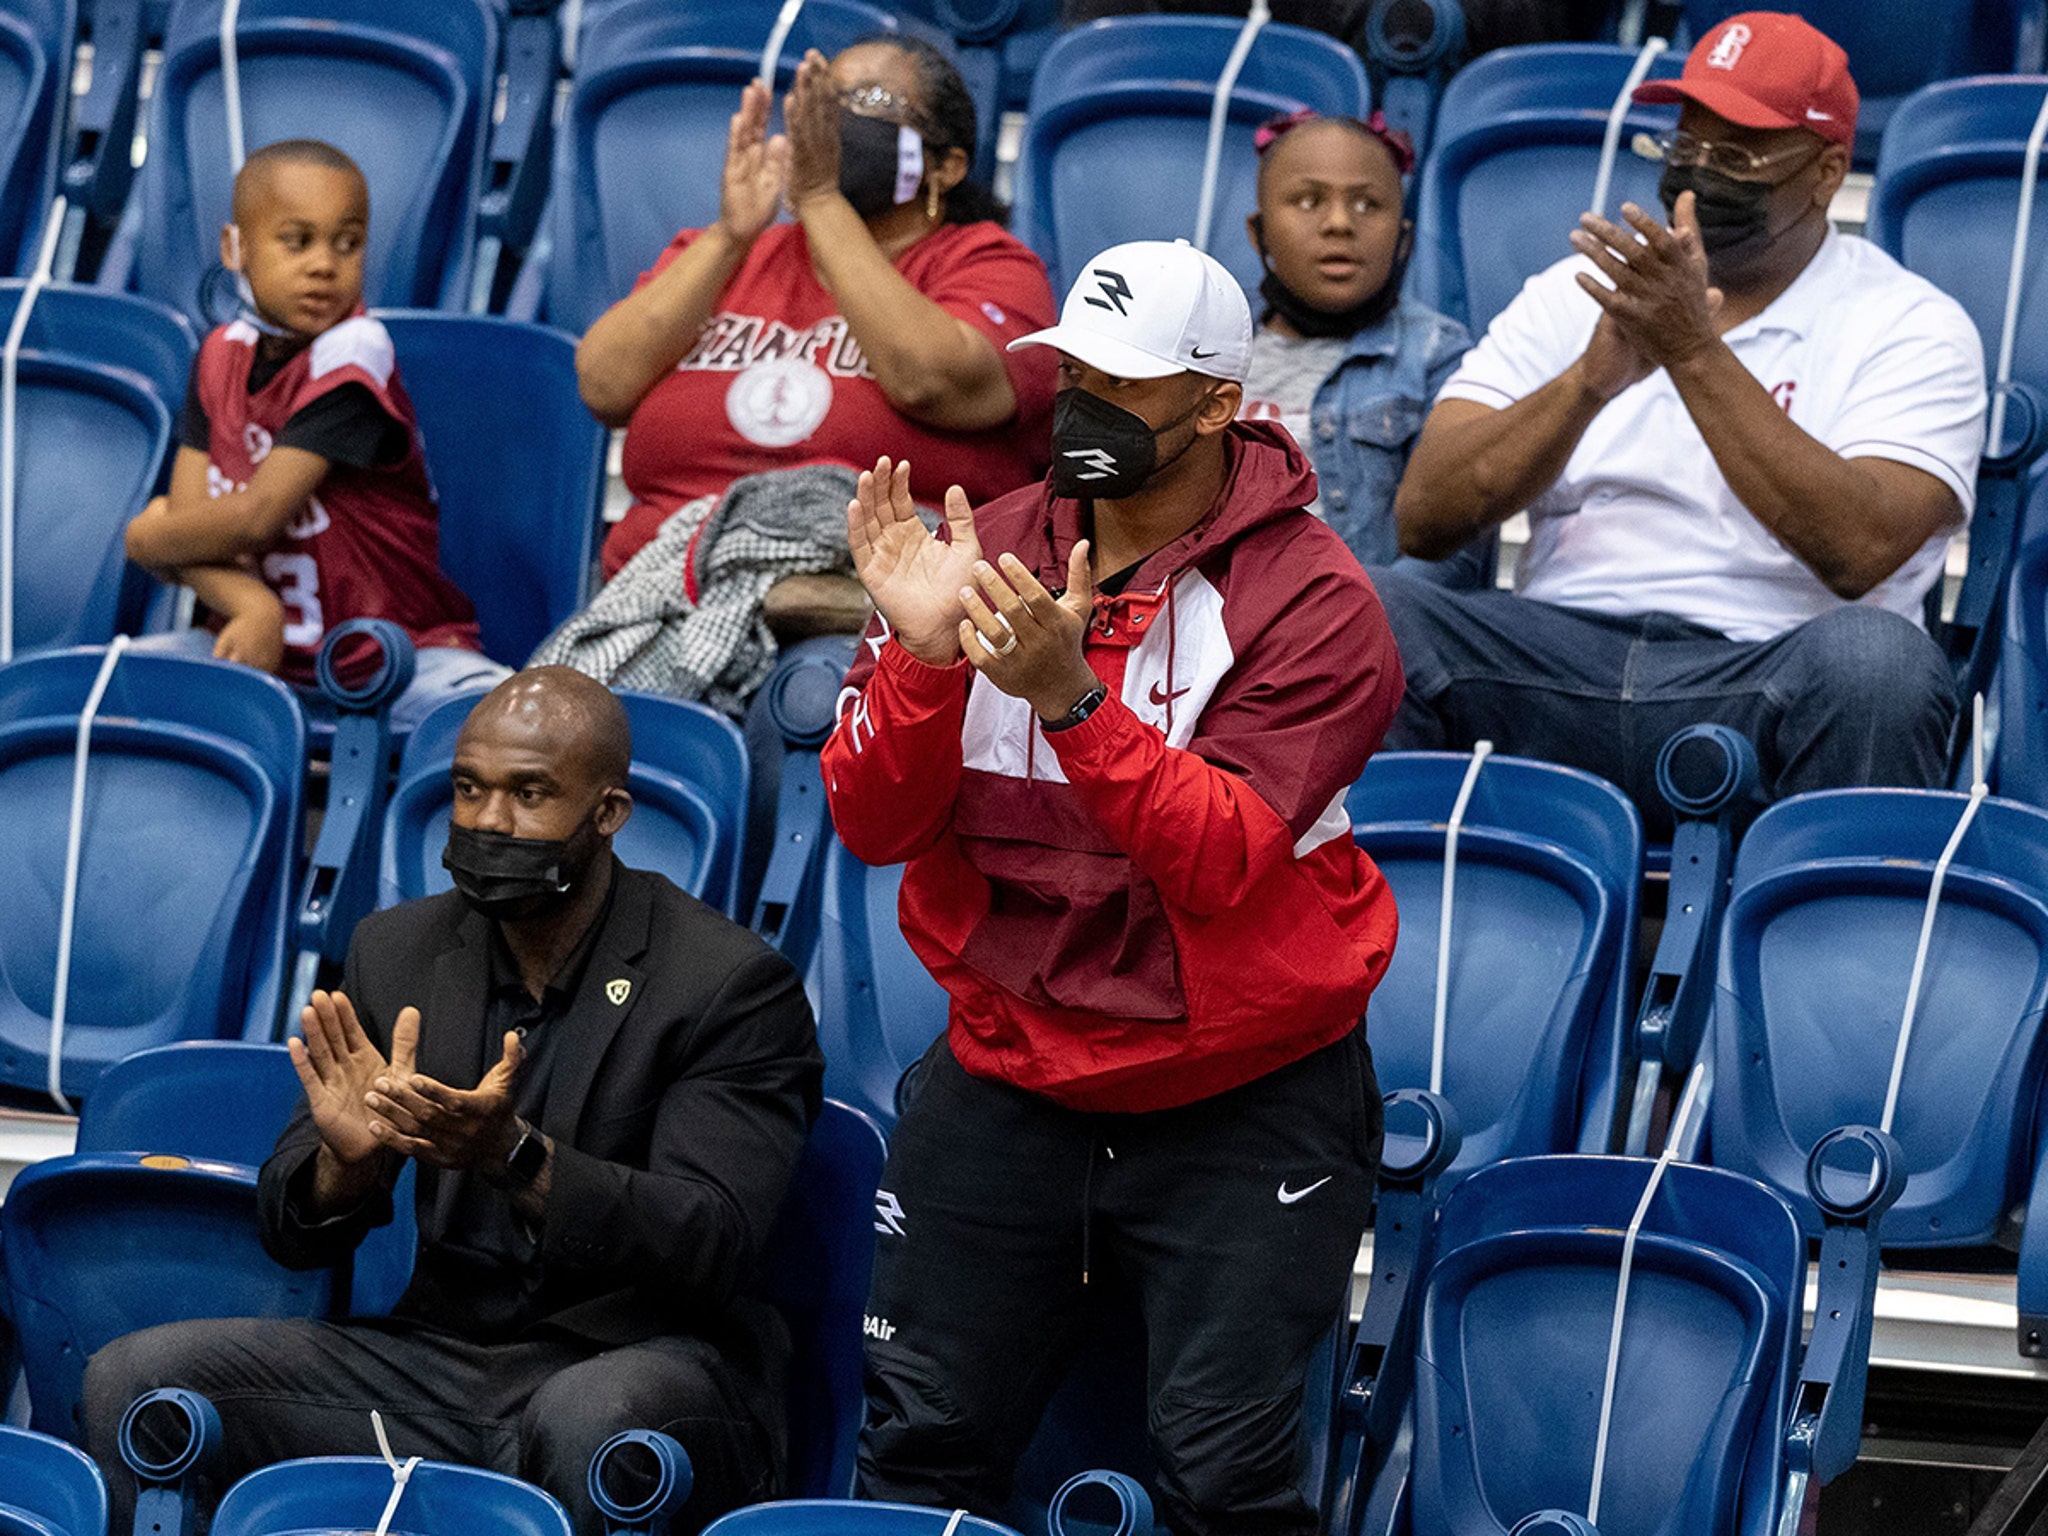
[{"x1": 927, "y1": 180, "x2": 941, "y2": 220}]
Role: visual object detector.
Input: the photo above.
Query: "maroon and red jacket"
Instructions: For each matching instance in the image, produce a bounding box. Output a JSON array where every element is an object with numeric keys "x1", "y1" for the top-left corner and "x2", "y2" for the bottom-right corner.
[{"x1": 821, "y1": 423, "x2": 1404, "y2": 1113}]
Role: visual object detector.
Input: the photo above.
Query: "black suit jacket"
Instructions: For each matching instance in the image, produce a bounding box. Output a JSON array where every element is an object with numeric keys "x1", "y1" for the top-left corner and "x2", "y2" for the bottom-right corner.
[{"x1": 258, "y1": 861, "x2": 823, "y2": 1368}]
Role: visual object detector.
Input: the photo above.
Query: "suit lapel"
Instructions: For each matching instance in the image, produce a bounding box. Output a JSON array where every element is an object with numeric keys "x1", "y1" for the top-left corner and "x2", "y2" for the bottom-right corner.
[
  {"x1": 416, "y1": 907, "x2": 490, "y2": 1235},
  {"x1": 542, "y1": 865, "x2": 654, "y2": 1143}
]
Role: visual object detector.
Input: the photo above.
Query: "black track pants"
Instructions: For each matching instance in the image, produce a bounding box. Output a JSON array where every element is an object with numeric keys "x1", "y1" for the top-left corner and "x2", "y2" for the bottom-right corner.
[{"x1": 856, "y1": 1028, "x2": 1382, "y2": 1536}]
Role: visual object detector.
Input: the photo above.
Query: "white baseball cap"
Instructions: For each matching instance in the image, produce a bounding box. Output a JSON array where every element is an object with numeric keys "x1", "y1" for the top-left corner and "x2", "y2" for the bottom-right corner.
[{"x1": 1008, "y1": 239, "x2": 1252, "y2": 384}]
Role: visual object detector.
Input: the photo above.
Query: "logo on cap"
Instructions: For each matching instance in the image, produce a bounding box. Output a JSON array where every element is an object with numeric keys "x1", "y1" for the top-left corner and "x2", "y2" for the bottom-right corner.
[
  {"x1": 1083, "y1": 269, "x2": 1134, "y2": 316},
  {"x1": 1707, "y1": 21, "x2": 1750, "y2": 69}
]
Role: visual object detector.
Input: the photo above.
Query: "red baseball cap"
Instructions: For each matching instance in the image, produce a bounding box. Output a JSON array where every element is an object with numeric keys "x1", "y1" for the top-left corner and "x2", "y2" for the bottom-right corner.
[{"x1": 1632, "y1": 11, "x2": 1858, "y2": 150}]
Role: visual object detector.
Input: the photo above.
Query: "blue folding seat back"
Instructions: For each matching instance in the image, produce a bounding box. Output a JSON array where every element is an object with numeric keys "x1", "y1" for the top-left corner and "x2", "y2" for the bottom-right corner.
[
  {"x1": 1348, "y1": 752, "x2": 1642, "y2": 1178},
  {"x1": 374, "y1": 312, "x2": 603, "y2": 668},
  {"x1": 539, "y1": 0, "x2": 933, "y2": 332},
  {"x1": 78, "y1": 1039, "x2": 303, "y2": 1160},
  {"x1": 1409, "y1": 44, "x2": 1683, "y2": 334},
  {"x1": 0, "y1": 282, "x2": 195, "y2": 651},
  {"x1": 0, "y1": 1422, "x2": 106, "y2": 1536},
  {"x1": 106, "y1": 0, "x2": 497, "y2": 326},
  {"x1": 0, "y1": 0, "x2": 71, "y2": 278},
  {"x1": 380, "y1": 688, "x2": 751, "y2": 917},
  {"x1": 1013, "y1": 17, "x2": 1370, "y2": 295},
  {"x1": 703, "y1": 1504, "x2": 1024, "y2": 1536},
  {"x1": 1705, "y1": 788, "x2": 2048, "y2": 1248},
  {"x1": 211, "y1": 1457, "x2": 572, "y2": 1536},
  {"x1": 2003, "y1": 473, "x2": 2048, "y2": 802},
  {"x1": 1869, "y1": 78, "x2": 2048, "y2": 400},
  {"x1": 0, "y1": 650, "x2": 305, "y2": 1100},
  {"x1": 807, "y1": 843, "x2": 951, "y2": 1128},
  {"x1": 2, "y1": 1157, "x2": 336, "y2": 1438},
  {"x1": 762, "y1": 1100, "x2": 889, "y2": 1498},
  {"x1": 1402, "y1": 1155, "x2": 1805, "y2": 1536},
  {"x1": 1681, "y1": 1, "x2": 2040, "y2": 165}
]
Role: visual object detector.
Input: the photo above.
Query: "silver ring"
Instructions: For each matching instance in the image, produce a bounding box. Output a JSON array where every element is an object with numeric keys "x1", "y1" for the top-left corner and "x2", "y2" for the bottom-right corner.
[{"x1": 992, "y1": 630, "x2": 1019, "y2": 657}]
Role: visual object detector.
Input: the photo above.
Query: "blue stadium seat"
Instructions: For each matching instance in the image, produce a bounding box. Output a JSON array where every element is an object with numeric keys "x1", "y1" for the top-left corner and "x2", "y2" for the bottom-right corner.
[
  {"x1": 1868, "y1": 76, "x2": 2048, "y2": 400},
  {"x1": 517, "y1": 0, "x2": 938, "y2": 332},
  {"x1": 1347, "y1": 751, "x2": 1643, "y2": 1180},
  {"x1": 0, "y1": 283, "x2": 195, "y2": 653},
  {"x1": 763, "y1": 1100, "x2": 889, "y2": 1499},
  {"x1": 0, "y1": 1421, "x2": 106, "y2": 1536},
  {"x1": 77, "y1": 1039, "x2": 302, "y2": 1162},
  {"x1": 374, "y1": 312, "x2": 604, "y2": 668},
  {"x1": 210, "y1": 1457, "x2": 572, "y2": 1536},
  {"x1": 99, "y1": 0, "x2": 498, "y2": 327},
  {"x1": 380, "y1": 688, "x2": 752, "y2": 918},
  {"x1": 805, "y1": 846, "x2": 950, "y2": 1129},
  {"x1": 2003, "y1": 473, "x2": 2048, "y2": 803},
  {"x1": 1346, "y1": 1147, "x2": 1895, "y2": 1536},
  {"x1": 1678, "y1": 1, "x2": 2046, "y2": 167},
  {"x1": 1409, "y1": 43, "x2": 1683, "y2": 334},
  {"x1": 0, "y1": 649, "x2": 305, "y2": 1102},
  {"x1": 0, "y1": 0, "x2": 72, "y2": 277},
  {"x1": 1011, "y1": 16, "x2": 1372, "y2": 295},
  {"x1": 1688, "y1": 788, "x2": 2048, "y2": 1351},
  {"x1": 702, "y1": 1504, "x2": 1025, "y2": 1536}
]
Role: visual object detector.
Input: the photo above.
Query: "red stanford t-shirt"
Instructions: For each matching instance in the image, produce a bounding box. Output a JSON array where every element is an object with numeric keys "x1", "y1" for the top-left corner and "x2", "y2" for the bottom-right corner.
[
  {"x1": 193, "y1": 314, "x2": 481, "y2": 683},
  {"x1": 604, "y1": 219, "x2": 1059, "y2": 576}
]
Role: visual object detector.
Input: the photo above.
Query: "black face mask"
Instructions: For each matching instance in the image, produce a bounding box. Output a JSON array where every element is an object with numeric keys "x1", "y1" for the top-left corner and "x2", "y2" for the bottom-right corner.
[
  {"x1": 1250, "y1": 217, "x2": 1411, "y2": 339},
  {"x1": 443, "y1": 821, "x2": 600, "y2": 922},
  {"x1": 1657, "y1": 161, "x2": 1778, "y2": 260},
  {"x1": 1049, "y1": 386, "x2": 1214, "y2": 501},
  {"x1": 838, "y1": 110, "x2": 924, "y2": 219}
]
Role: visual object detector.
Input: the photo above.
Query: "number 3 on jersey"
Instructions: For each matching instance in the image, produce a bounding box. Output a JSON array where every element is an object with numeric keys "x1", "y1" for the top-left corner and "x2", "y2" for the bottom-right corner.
[{"x1": 262, "y1": 552, "x2": 325, "y2": 648}]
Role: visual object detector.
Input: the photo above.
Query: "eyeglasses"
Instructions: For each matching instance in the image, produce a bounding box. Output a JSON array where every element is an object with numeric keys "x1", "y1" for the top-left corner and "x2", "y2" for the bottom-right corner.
[{"x1": 1630, "y1": 130, "x2": 1822, "y2": 180}]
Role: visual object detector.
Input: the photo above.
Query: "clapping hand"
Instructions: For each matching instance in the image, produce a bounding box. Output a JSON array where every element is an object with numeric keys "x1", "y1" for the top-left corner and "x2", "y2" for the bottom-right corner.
[
  {"x1": 716, "y1": 79, "x2": 790, "y2": 248},
  {"x1": 1569, "y1": 194, "x2": 1725, "y2": 376},
  {"x1": 783, "y1": 49, "x2": 843, "y2": 214},
  {"x1": 365, "y1": 1018, "x2": 525, "y2": 1174},
  {"x1": 846, "y1": 456, "x2": 982, "y2": 666},
  {"x1": 289, "y1": 990, "x2": 399, "y2": 1168},
  {"x1": 958, "y1": 544, "x2": 1102, "y2": 724}
]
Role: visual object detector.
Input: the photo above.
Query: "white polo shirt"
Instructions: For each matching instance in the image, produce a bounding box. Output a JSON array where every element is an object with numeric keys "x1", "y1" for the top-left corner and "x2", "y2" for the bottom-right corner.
[{"x1": 1438, "y1": 230, "x2": 1986, "y2": 643}]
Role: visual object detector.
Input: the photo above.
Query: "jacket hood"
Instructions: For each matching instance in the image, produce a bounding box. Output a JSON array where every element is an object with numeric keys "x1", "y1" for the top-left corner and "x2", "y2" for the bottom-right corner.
[{"x1": 1028, "y1": 420, "x2": 1320, "y2": 594}]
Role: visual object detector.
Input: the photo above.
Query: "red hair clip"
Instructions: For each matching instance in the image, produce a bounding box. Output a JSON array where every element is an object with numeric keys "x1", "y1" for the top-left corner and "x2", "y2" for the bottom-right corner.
[{"x1": 1253, "y1": 108, "x2": 1417, "y2": 179}]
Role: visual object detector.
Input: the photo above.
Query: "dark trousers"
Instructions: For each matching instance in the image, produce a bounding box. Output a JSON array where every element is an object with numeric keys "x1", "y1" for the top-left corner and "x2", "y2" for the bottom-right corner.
[
  {"x1": 857, "y1": 1029, "x2": 1382, "y2": 1536},
  {"x1": 81, "y1": 1315, "x2": 775, "y2": 1536},
  {"x1": 1372, "y1": 570, "x2": 1958, "y2": 834}
]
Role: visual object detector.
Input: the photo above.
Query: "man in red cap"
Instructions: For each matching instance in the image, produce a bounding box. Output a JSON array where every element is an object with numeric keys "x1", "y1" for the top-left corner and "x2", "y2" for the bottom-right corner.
[{"x1": 1380, "y1": 11, "x2": 1985, "y2": 830}]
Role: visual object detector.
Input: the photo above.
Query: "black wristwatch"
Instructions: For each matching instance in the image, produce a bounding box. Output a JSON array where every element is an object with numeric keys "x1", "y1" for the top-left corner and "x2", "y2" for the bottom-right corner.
[
  {"x1": 1042, "y1": 683, "x2": 1108, "y2": 734},
  {"x1": 501, "y1": 1121, "x2": 548, "y2": 1187}
]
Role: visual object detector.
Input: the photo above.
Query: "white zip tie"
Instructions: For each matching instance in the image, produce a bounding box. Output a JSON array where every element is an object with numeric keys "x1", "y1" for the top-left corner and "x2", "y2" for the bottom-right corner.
[
  {"x1": 1192, "y1": 0, "x2": 1270, "y2": 254},
  {"x1": 1990, "y1": 88, "x2": 2048, "y2": 452},
  {"x1": 941, "y1": 1512, "x2": 968, "y2": 1536},
  {"x1": 1, "y1": 196, "x2": 66, "y2": 664},
  {"x1": 221, "y1": 0, "x2": 246, "y2": 172},
  {"x1": 1590, "y1": 38, "x2": 1667, "y2": 220},
  {"x1": 1586, "y1": 1057, "x2": 1707, "y2": 1525},
  {"x1": 1431, "y1": 740, "x2": 1492, "y2": 1095},
  {"x1": 370, "y1": 1410, "x2": 422, "y2": 1536},
  {"x1": 1881, "y1": 693, "x2": 1990, "y2": 1135},
  {"x1": 561, "y1": 0, "x2": 584, "y2": 71},
  {"x1": 759, "y1": 0, "x2": 804, "y2": 92},
  {"x1": 48, "y1": 636, "x2": 129, "y2": 1113}
]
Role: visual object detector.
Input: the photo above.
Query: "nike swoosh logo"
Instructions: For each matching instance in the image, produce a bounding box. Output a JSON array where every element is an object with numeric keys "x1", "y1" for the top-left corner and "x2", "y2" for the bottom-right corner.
[
  {"x1": 1190, "y1": 346, "x2": 1219, "y2": 359},
  {"x1": 1147, "y1": 681, "x2": 1188, "y2": 707},
  {"x1": 1805, "y1": 109, "x2": 1832, "y2": 121},
  {"x1": 1277, "y1": 1176, "x2": 1333, "y2": 1205}
]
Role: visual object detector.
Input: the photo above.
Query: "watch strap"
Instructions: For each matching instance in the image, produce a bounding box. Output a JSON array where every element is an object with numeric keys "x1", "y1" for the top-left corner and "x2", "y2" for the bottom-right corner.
[{"x1": 1042, "y1": 683, "x2": 1108, "y2": 734}]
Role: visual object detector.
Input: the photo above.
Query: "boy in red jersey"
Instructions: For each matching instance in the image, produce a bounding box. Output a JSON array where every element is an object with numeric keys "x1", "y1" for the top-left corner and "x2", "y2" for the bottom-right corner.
[{"x1": 125, "y1": 139, "x2": 504, "y2": 725}]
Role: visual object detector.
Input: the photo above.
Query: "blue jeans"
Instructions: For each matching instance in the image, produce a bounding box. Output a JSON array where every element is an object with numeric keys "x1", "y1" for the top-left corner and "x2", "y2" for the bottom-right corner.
[{"x1": 1371, "y1": 570, "x2": 1958, "y2": 835}]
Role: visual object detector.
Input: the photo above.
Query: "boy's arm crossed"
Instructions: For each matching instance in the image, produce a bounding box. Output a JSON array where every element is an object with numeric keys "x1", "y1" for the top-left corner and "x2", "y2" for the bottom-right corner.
[
  {"x1": 181, "y1": 564, "x2": 286, "y2": 671},
  {"x1": 125, "y1": 444, "x2": 331, "y2": 571}
]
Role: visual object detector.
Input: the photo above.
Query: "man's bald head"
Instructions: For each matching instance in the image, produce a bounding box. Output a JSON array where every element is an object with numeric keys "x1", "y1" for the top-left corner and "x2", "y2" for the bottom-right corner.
[
  {"x1": 460, "y1": 666, "x2": 633, "y2": 794},
  {"x1": 231, "y1": 138, "x2": 367, "y2": 225}
]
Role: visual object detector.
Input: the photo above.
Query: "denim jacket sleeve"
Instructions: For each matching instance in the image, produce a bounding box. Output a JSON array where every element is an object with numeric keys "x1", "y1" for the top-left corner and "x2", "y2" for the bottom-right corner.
[{"x1": 1308, "y1": 303, "x2": 1482, "y2": 581}]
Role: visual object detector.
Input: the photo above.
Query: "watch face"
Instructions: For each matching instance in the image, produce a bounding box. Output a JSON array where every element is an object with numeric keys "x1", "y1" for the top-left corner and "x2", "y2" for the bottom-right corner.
[{"x1": 506, "y1": 1128, "x2": 547, "y2": 1184}]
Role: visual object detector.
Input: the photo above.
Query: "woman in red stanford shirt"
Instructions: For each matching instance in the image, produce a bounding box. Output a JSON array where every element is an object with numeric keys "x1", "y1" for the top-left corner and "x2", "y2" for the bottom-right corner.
[{"x1": 577, "y1": 37, "x2": 1058, "y2": 579}]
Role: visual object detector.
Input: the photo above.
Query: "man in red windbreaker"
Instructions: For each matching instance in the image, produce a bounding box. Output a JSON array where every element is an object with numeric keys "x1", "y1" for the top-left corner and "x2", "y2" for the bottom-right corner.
[{"x1": 823, "y1": 238, "x2": 1404, "y2": 1535}]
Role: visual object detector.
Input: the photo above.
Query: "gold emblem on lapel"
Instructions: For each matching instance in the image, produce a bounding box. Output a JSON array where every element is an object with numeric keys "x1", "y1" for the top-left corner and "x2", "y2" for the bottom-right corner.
[{"x1": 606, "y1": 978, "x2": 632, "y2": 1006}]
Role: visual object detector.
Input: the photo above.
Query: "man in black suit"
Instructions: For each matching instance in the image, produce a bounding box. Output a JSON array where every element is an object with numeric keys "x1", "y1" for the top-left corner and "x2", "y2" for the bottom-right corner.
[{"x1": 83, "y1": 667, "x2": 823, "y2": 1536}]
